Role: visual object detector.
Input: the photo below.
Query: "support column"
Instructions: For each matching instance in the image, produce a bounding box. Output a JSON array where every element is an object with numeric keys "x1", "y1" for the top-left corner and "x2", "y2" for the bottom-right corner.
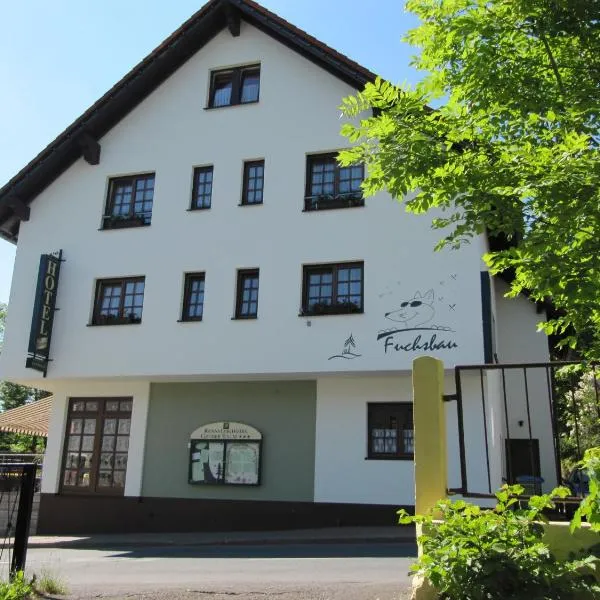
[{"x1": 413, "y1": 356, "x2": 447, "y2": 515}]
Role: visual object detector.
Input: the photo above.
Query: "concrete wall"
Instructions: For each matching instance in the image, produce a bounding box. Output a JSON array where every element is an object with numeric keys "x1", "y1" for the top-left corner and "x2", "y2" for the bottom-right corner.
[
  {"x1": 142, "y1": 381, "x2": 316, "y2": 502},
  {"x1": 1, "y1": 21, "x2": 488, "y2": 387}
]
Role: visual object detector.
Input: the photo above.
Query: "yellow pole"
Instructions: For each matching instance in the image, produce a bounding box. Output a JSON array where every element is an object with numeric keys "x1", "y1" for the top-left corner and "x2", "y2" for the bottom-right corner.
[{"x1": 413, "y1": 356, "x2": 447, "y2": 516}]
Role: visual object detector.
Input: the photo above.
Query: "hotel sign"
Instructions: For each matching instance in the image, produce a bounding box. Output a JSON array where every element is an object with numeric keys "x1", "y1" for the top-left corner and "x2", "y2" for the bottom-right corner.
[{"x1": 26, "y1": 250, "x2": 62, "y2": 375}]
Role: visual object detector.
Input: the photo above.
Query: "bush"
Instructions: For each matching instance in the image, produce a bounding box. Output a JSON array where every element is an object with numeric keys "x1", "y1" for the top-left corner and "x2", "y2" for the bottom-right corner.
[
  {"x1": 398, "y1": 485, "x2": 599, "y2": 600},
  {"x1": 0, "y1": 572, "x2": 33, "y2": 600},
  {"x1": 571, "y1": 447, "x2": 600, "y2": 532}
]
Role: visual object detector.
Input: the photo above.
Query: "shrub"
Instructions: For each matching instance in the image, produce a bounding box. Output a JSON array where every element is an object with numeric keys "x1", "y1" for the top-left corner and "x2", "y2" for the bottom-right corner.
[
  {"x1": 571, "y1": 447, "x2": 600, "y2": 532},
  {"x1": 0, "y1": 572, "x2": 32, "y2": 600},
  {"x1": 398, "y1": 485, "x2": 599, "y2": 600}
]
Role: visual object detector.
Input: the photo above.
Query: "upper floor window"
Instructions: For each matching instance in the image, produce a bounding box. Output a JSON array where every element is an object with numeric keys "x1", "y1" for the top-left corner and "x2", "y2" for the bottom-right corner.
[
  {"x1": 191, "y1": 166, "x2": 213, "y2": 210},
  {"x1": 305, "y1": 154, "x2": 364, "y2": 211},
  {"x1": 241, "y1": 161, "x2": 264, "y2": 205},
  {"x1": 102, "y1": 174, "x2": 155, "y2": 229},
  {"x1": 181, "y1": 273, "x2": 205, "y2": 321},
  {"x1": 235, "y1": 269, "x2": 259, "y2": 319},
  {"x1": 368, "y1": 403, "x2": 414, "y2": 460},
  {"x1": 209, "y1": 65, "x2": 260, "y2": 108},
  {"x1": 92, "y1": 277, "x2": 145, "y2": 325},
  {"x1": 302, "y1": 262, "x2": 363, "y2": 316}
]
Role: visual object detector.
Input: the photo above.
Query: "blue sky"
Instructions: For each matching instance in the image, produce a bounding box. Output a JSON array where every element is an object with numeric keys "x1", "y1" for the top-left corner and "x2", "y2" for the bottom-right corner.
[{"x1": 0, "y1": 0, "x2": 422, "y2": 304}]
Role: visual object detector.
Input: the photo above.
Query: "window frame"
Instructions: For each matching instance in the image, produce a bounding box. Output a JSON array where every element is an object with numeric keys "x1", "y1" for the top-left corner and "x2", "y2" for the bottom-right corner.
[
  {"x1": 91, "y1": 276, "x2": 145, "y2": 326},
  {"x1": 367, "y1": 402, "x2": 414, "y2": 461},
  {"x1": 60, "y1": 397, "x2": 133, "y2": 496},
  {"x1": 208, "y1": 64, "x2": 261, "y2": 108},
  {"x1": 181, "y1": 273, "x2": 206, "y2": 322},
  {"x1": 241, "y1": 160, "x2": 265, "y2": 206},
  {"x1": 102, "y1": 173, "x2": 155, "y2": 229},
  {"x1": 301, "y1": 262, "x2": 364, "y2": 316},
  {"x1": 190, "y1": 166, "x2": 214, "y2": 210},
  {"x1": 235, "y1": 269, "x2": 260, "y2": 319},
  {"x1": 304, "y1": 153, "x2": 364, "y2": 212}
]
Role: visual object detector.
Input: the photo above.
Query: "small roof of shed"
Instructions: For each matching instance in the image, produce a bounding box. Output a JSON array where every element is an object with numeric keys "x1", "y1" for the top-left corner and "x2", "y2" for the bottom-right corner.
[{"x1": 0, "y1": 396, "x2": 52, "y2": 437}]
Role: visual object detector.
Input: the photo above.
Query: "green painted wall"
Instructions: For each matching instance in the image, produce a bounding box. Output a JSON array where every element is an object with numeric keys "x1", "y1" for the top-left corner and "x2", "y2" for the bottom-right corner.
[{"x1": 142, "y1": 381, "x2": 317, "y2": 501}]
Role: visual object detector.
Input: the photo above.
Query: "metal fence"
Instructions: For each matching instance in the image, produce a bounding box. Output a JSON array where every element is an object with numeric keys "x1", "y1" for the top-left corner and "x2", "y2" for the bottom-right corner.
[
  {"x1": 446, "y1": 361, "x2": 599, "y2": 502},
  {"x1": 0, "y1": 464, "x2": 37, "y2": 575}
]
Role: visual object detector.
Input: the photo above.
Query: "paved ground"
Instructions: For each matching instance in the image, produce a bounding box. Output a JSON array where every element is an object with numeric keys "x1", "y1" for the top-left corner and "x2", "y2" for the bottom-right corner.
[{"x1": 15, "y1": 528, "x2": 417, "y2": 600}]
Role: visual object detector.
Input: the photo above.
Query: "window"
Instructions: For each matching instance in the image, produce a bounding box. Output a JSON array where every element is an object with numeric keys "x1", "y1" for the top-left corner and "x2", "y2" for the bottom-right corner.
[
  {"x1": 61, "y1": 398, "x2": 132, "y2": 494},
  {"x1": 191, "y1": 166, "x2": 213, "y2": 210},
  {"x1": 235, "y1": 269, "x2": 259, "y2": 319},
  {"x1": 92, "y1": 277, "x2": 145, "y2": 325},
  {"x1": 368, "y1": 403, "x2": 414, "y2": 459},
  {"x1": 302, "y1": 262, "x2": 363, "y2": 316},
  {"x1": 208, "y1": 65, "x2": 260, "y2": 108},
  {"x1": 103, "y1": 174, "x2": 155, "y2": 229},
  {"x1": 181, "y1": 273, "x2": 205, "y2": 321},
  {"x1": 241, "y1": 161, "x2": 264, "y2": 205},
  {"x1": 305, "y1": 154, "x2": 364, "y2": 211}
]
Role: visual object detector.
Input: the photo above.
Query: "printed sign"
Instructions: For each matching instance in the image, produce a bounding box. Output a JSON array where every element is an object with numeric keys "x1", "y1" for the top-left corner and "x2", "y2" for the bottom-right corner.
[
  {"x1": 26, "y1": 251, "x2": 62, "y2": 375},
  {"x1": 189, "y1": 422, "x2": 262, "y2": 486}
]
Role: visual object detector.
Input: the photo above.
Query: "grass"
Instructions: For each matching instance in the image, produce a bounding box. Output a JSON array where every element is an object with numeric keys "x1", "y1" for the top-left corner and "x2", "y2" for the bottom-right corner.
[{"x1": 32, "y1": 570, "x2": 68, "y2": 596}]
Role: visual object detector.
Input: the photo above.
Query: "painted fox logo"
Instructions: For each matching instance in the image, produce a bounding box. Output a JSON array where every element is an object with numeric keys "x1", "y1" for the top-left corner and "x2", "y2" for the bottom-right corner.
[{"x1": 384, "y1": 289, "x2": 435, "y2": 329}]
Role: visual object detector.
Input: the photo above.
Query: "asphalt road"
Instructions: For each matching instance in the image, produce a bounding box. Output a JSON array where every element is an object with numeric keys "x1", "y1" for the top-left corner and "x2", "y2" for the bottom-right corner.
[{"x1": 18, "y1": 541, "x2": 417, "y2": 600}]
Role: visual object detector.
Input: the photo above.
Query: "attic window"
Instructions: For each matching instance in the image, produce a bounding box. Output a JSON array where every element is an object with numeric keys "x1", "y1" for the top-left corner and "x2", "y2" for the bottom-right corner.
[{"x1": 208, "y1": 65, "x2": 260, "y2": 108}]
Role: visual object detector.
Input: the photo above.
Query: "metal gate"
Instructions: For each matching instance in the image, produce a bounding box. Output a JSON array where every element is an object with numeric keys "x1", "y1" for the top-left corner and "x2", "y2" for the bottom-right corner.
[
  {"x1": 447, "y1": 361, "x2": 599, "y2": 500},
  {"x1": 0, "y1": 463, "x2": 37, "y2": 575}
]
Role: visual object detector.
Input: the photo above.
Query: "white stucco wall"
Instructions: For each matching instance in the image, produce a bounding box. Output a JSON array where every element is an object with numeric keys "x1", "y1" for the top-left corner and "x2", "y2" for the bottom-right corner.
[
  {"x1": 314, "y1": 375, "x2": 415, "y2": 505},
  {"x1": 1, "y1": 21, "x2": 488, "y2": 385}
]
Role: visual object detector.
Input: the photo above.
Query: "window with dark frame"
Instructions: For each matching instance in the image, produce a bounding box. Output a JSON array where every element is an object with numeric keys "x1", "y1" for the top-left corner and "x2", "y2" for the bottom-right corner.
[
  {"x1": 302, "y1": 262, "x2": 363, "y2": 316},
  {"x1": 191, "y1": 166, "x2": 213, "y2": 210},
  {"x1": 305, "y1": 154, "x2": 364, "y2": 211},
  {"x1": 182, "y1": 273, "x2": 205, "y2": 321},
  {"x1": 208, "y1": 65, "x2": 260, "y2": 108},
  {"x1": 235, "y1": 269, "x2": 259, "y2": 319},
  {"x1": 92, "y1": 277, "x2": 145, "y2": 325},
  {"x1": 103, "y1": 174, "x2": 155, "y2": 229},
  {"x1": 241, "y1": 161, "x2": 264, "y2": 205},
  {"x1": 368, "y1": 403, "x2": 414, "y2": 459},
  {"x1": 61, "y1": 397, "x2": 132, "y2": 494}
]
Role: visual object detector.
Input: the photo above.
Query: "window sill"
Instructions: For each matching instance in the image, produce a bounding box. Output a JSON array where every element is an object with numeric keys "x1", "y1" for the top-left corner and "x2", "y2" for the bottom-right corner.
[
  {"x1": 302, "y1": 202, "x2": 365, "y2": 213},
  {"x1": 298, "y1": 310, "x2": 364, "y2": 318},
  {"x1": 99, "y1": 222, "x2": 151, "y2": 231},
  {"x1": 87, "y1": 320, "x2": 142, "y2": 327},
  {"x1": 232, "y1": 316, "x2": 258, "y2": 320},
  {"x1": 365, "y1": 455, "x2": 414, "y2": 461},
  {"x1": 186, "y1": 207, "x2": 211, "y2": 212},
  {"x1": 238, "y1": 202, "x2": 264, "y2": 207},
  {"x1": 204, "y1": 100, "x2": 259, "y2": 110},
  {"x1": 177, "y1": 318, "x2": 203, "y2": 323}
]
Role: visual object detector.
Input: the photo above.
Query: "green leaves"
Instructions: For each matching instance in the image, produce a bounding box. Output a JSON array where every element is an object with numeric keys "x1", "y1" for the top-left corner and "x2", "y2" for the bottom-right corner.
[
  {"x1": 399, "y1": 484, "x2": 600, "y2": 599},
  {"x1": 339, "y1": 0, "x2": 600, "y2": 359}
]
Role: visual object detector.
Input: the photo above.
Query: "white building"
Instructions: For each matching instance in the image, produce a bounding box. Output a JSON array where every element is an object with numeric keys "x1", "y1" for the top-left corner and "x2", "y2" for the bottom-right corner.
[{"x1": 0, "y1": 0, "x2": 551, "y2": 533}]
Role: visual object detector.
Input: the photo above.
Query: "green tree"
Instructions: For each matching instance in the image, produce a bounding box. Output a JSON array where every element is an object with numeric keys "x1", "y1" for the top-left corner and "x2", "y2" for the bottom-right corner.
[
  {"x1": 340, "y1": 0, "x2": 600, "y2": 357},
  {"x1": 0, "y1": 303, "x2": 46, "y2": 453}
]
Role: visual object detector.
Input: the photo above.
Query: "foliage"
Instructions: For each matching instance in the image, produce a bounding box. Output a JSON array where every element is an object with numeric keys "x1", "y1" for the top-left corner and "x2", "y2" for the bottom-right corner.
[
  {"x1": 0, "y1": 572, "x2": 33, "y2": 600},
  {"x1": 0, "y1": 303, "x2": 47, "y2": 454},
  {"x1": 556, "y1": 367, "x2": 600, "y2": 470},
  {"x1": 33, "y1": 569, "x2": 68, "y2": 596},
  {"x1": 339, "y1": 0, "x2": 600, "y2": 358},
  {"x1": 571, "y1": 447, "x2": 600, "y2": 533},
  {"x1": 398, "y1": 485, "x2": 599, "y2": 600}
]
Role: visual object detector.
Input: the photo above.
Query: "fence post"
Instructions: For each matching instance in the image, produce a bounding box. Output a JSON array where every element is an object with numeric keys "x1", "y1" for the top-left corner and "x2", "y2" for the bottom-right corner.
[
  {"x1": 11, "y1": 464, "x2": 36, "y2": 576},
  {"x1": 413, "y1": 356, "x2": 447, "y2": 516}
]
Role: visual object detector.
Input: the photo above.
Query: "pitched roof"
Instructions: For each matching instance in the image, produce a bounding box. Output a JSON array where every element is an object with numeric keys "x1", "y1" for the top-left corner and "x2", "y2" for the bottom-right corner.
[
  {"x1": 0, "y1": 0, "x2": 376, "y2": 243},
  {"x1": 0, "y1": 396, "x2": 52, "y2": 437}
]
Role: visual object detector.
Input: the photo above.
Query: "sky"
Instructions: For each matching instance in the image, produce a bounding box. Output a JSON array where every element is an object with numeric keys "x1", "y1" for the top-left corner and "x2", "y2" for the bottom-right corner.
[{"x1": 0, "y1": 0, "x2": 422, "y2": 304}]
